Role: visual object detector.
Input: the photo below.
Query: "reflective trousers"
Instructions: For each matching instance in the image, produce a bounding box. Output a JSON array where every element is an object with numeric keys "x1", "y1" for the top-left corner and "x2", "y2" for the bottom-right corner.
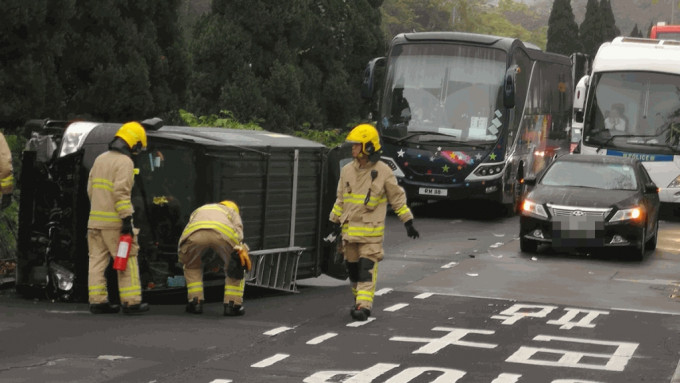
[
  {"x1": 87, "y1": 228, "x2": 142, "y2": 305},
  {"x1": 343, "y1": 242, "x2": 383, "y2": 310},
  {"x1": 178, "y1": 229, "x2": 244, "y2": 305}
]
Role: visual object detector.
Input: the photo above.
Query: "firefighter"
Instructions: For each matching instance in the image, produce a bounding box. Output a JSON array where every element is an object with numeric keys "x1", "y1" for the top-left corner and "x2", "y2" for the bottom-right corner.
[
  {"x1": 325, "y1": 123, "x2": 419, "y2": 321},
  {"x1": 87, "y1": 121, "x2": 149, "y2": 314},
  {"x1": 178, "y1": 200, "x2": 252, "y2": 316},
  {"x1": 0, "y1": 131, "x2": 13, "y2": 209}
]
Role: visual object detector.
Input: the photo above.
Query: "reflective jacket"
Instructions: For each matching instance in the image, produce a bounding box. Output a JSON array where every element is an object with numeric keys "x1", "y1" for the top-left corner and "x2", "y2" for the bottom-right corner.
[
  {"x1": 179, "y1": 203, "x2": 244, "y2": 248},
  {"x1": 87, "y1": 151, "x2": 135, "y2": 229},
  {"x1": 330, "y1": 159, "x2": 413, "y2": 243},
  {"x1": 0, "y1": 132, "x2": 13, "y2": 195}
]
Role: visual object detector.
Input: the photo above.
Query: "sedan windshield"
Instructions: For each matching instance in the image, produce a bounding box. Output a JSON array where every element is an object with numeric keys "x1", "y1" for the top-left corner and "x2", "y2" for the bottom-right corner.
[
  {"x1": 381, "y1": 43, "x2": 506, "y2": 143},
  {"x1": 540, "y1": 161, "x2": 638, "y2": 190}
]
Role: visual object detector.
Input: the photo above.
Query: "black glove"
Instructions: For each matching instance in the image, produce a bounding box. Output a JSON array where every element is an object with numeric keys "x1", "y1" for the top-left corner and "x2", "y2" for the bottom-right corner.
[
  {"x1": 121, "y1": 216, "x2": 133, "y2": 237},
  {"x1": 1, "y1": 194, "x2": 11, "y2": 210},
  {"x1": 405, "y1": 219, "x2": 419, "y2": 239},
  {"x1": 323, "y1": 222, "x2": 342, "y2": 244}
]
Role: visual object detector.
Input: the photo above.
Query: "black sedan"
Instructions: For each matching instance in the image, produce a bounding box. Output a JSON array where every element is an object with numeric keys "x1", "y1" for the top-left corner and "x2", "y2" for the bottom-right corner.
[{"x1": 519, "y1": 154, "x2": 660, "y2": 260}]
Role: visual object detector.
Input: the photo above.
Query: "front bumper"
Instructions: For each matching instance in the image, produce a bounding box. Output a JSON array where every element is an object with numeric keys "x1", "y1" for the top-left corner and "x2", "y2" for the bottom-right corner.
[
  {"x1": 397, "y1": 177, "x2": 504, "y2": 203},
  {"x1": 519, "y1": 214, "x2": 645, "y2": 249}
]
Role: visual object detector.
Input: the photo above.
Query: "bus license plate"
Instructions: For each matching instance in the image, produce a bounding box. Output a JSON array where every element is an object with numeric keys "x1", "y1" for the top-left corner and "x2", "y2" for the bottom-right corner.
[{"x1": 419, "y1": 187, "x2": 447, "y2": 196}]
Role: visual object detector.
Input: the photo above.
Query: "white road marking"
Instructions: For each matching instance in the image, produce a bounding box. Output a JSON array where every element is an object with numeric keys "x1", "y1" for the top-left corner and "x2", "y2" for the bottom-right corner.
[
  {"x1": 441, "y1": 262, "x2": 458, "y2": 269},
  {"x1": 490, "y1": 373, "x2": 521, "y2": 383},
  {"x1": 613, "y1": 278, "x2": 678, "y2": 285},
  {"x1": 489, "y1": 242, "x2": 504, "y2": 248},
  {"x1": 384, "y1": 303, "x2": 409, "y2": 312},
  {"x1": 46, "y1": 310, "x2": 82, "y2": 314},
  {"x1": 375, "y1": 288, "x2": 393, "y2": 296},
  {"x1": 97, "y1": 355, "x2": 132, "y2": 361},
  {"x1": 414, "y1": 293, "x2": 434, "y2": 299},
  {"x1": 306, "y1": 332, "x2": 338, "y2": 345},
  {"x1": 252, "y1": 353, "x2": 289, "y2": 368},
  {"x1": 264, "y1": 326, "x2": 294, "y2": 336},
  {"x1": 347, "y1": 317, "x2": 376, "y2": 327},
  {"x1": 209, "y1": 380, "x2": 232, "y2": 383}
]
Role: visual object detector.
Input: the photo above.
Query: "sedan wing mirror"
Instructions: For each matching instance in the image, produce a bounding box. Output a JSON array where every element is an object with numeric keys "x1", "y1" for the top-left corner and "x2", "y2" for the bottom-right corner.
[{"x1": 644, "y1": 182, "x2": 659, "y2": 194}]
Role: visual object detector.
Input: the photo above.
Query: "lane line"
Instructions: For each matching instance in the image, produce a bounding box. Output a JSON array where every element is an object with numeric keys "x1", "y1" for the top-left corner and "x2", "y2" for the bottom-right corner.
[
  {"x1": 347, "y1": 317, "x2": 376, "y2": 327},
  {"x1": 306, "y1": 332, "x2": 338, "y2": 345},
  {"x1": 375, "y1": 288, "x2": 393, "y2": 296},
  {"x1": 384, "y1": 303, "x2": 409, "y2": 312},
  {"x1": 251, "y1": 353, "x2": 289, "y2": 368},
  {"x1": 414, "y1": 293, "x2": 434, "y2": 299},
  {"x1": 264, "y1": 326, "x2": 294, "y2": 336}
]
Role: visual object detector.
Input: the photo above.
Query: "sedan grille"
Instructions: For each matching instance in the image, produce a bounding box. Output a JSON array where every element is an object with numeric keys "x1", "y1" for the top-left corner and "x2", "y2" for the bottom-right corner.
[{"x1": 546, "y1": 204, "x2": 611, "y2": 218}]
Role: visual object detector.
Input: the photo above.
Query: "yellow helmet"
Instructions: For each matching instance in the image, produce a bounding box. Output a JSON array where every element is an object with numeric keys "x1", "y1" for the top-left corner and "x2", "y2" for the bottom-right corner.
[
  {"x1": 220, "y1": 200, "x2": 239, "y2": 214},
  {"x1": 116, "y1": 121, "x2": 147, "y2": 153},
  {"x1": 346, "y1": 124, "x2": 381, "y2": 156}
]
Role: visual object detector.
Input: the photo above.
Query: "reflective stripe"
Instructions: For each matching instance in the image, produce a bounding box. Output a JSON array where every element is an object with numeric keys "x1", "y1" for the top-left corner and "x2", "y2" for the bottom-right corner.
[
  {"x1": 332, "y1": 204, "x2": 342, "y2": 217},
  {"x1": 89, "y1": 210, "x2": 121, "y2": 223},
  {"x1": 187, "y1": 281, "x2": 203, "y2": 294},
  {"x1": 342, "y1": 192, "x2": 387, "y2": 207},
  {"x1": 225, "y1": 279, "x2": 245, "y2": 297},
  {"x1": 120, "y1": 257, "x2": 141, "y2": 298},
  {"x1": 0, "y1": 175, "x2": 13, "y2": 187},
  {"x1": 351, "y1": 287, "x2": 357, "y2": 297},
  {"x1": 357, "y1": 290, "x2": 374, "y2": 302},
  {"x1": 344, "y1": 225, "x2": 385, "y2": 237},
  {"x1": 88, "y1": 285, "x2": 107, "y2": 297},
  {"x1": 183, "y1": 221, "x2": 240, "y2": 243},
  {"x1": 115, "y1": 199, "x2": 132, "y2": 212},
  {"x1": 92, "y1": 178, "x2": 114, "y2": 192},
  {"x1": 395, "y1": 204, "x2": 410, "y2": 217}
]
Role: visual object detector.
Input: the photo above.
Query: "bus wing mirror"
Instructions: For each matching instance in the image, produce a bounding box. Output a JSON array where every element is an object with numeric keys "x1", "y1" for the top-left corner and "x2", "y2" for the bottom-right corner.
[
  {"x1": 361, "y1": 57, "x2": 385, "y2": 100},
  {"x1": 503, "y1": 66, "x2": 518, "y2": 108},
  {"x1": 573, "y1": 75, "x2": 589, "y2": 123}
]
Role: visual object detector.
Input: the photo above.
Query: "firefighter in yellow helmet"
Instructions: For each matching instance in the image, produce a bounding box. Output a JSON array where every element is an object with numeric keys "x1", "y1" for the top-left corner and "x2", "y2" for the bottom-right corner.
[
  {"x1": 178, "y1": 200, "x2": 252, "y2": 316},
  {"x1": 325, "y1": 123, "x2": 419, "y2": 321},
  {"x1": 87, "y1": 121, "x2": 149, "y2": 314},
  {"x1": 0, "y1": 130, "x2": 13, "y2": 209}
]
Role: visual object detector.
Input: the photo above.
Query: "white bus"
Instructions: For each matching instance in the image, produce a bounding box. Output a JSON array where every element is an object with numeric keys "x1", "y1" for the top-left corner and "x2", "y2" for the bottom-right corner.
[{"x1": 574, "y1": 37, "x2": 680, "y2": 214}]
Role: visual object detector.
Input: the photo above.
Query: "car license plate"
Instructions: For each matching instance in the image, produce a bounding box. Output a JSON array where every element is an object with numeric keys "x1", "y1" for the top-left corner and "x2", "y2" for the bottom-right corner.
[
  {"x1": 552, "y1": 216, "x2": 605, "y2": 247},
  {"x1": 419, "y1": 187, "x2": 447, "y2": 197}
]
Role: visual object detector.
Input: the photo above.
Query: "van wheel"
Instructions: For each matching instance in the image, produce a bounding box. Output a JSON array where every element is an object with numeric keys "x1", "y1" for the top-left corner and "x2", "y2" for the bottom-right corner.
[{"x1": 520, "y1": 237, "x2": 537, "y2": 253}]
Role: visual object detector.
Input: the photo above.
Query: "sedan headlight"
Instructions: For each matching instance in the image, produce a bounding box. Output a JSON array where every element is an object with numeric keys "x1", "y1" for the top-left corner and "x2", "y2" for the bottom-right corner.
[
  {"x1": 522, "y1": 199, "x2": 548, "y2": 219},
  {"x1": 49, "y1": 262, "x2": 75, "y2": 292},
  {"x1": 58, "y1": 122, "x2": 98, "y2": 157},
  {"x1": 609, "y1": 207, "x2": 643, "y2": 222}
]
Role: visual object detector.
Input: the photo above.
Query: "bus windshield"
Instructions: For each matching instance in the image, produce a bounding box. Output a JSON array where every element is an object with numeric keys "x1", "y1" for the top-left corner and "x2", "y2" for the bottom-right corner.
[
  {"x1": 584, "y1": 71, "x2": 680, "y2": 154},
  {"x1": 381, "y1": 43, "x2": 506, "y2": 143}
]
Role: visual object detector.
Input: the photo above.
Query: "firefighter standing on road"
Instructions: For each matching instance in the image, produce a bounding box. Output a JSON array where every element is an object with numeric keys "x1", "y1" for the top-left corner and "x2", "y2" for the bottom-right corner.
[
  {"x1": 325, "y1": 124, "x2": 419, "y2": 321},
  {"x1": 0, "y1": 131, "x2": 13, "y2": 209},
  {"x1": 87, "y1": 122, "x2": 149, "y2": 315},
  {"x1": 178, "y1": 200, "x2": 252, "y2": 316}
]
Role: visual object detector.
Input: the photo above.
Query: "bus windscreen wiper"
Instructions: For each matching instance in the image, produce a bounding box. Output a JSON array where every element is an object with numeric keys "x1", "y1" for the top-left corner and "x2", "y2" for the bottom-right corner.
[
  {"x1": 595, "y1": 134, "x2": 636, "y2": 153},
  {"x1": 393, "y1": 131, "x2": 457, "y2": 145}
]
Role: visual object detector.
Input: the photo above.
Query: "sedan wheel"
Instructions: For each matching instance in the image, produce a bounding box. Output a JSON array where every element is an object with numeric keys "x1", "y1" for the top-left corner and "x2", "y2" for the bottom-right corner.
[
  {"x1": 645, "y1": 221, "x2": 658, "y2": 251},
  {"x1": 520, "y1": 237, "x2": 538, "y2": 253},
  {"x1": 630, "y1": 227, "x2": 646, "y2": 261}
]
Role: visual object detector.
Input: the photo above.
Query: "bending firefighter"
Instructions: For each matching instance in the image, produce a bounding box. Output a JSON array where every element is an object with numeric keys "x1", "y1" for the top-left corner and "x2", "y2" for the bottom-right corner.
[
  {"x1": 178, "y1": 200, "x2": 252, "y2": 316},
  {"x1": 87, "y1": 122, "x2": 149, "y2": 314},
  {"x1": 326, "y1": 124, "x2": 419, "y2": 321},
  {"x1": 0, "y1": 131, "x2": 13, "y2": 209}
]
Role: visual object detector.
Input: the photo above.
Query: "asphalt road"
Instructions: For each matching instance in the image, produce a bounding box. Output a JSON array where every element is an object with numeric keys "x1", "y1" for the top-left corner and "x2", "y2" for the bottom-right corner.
[{"x1": 1, "y1": 200, "x2": 679, "y2": 382}]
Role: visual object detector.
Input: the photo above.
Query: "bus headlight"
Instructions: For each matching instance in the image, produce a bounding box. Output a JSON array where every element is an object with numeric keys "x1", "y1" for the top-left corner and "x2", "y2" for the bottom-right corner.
[
  {"x1": 473, "y1": 163, "x2": 504, "y2": 177},
  {"x1": 380, "y1": 157, "x2": 405, "y2": 178}
]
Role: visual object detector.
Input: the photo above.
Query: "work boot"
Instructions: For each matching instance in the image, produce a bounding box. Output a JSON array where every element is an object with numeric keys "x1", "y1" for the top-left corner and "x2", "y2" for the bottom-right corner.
[
  {"x1": 89, "y1": 302, "x2": 120, "y2": 314},
  {"x1": 122, "y1": 302, "x2": 149, "y2": 315},
  {"x1": 350, "y1": 305, "x2": 371, "y2": 321},
  {"x1": 185, "y1": 297, "x2": 203, "y2": 314},
  {"x1": 224, "y1": 301, "x2": 245, "y2": 316}
]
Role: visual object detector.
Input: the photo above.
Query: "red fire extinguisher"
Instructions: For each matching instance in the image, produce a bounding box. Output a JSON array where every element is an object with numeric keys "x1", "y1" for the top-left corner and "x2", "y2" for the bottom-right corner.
[{"x1": 113, "y1": 234, "x2": 133, "y2": 271}]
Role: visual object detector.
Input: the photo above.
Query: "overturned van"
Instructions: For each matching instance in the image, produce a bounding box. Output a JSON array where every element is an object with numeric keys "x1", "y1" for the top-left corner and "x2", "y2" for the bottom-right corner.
[{"x1": 16, "y1": 118, "x2": 348, "y2": 301}]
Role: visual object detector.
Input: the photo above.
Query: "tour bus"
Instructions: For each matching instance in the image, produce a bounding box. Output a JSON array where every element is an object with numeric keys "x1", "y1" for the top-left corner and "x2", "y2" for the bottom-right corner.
[
  {"x1": 573, "y1": 37, "x2": 680, "y2": 214},
  {"x1": 649, "y1": 22, "x2": 680, "y2": 40},
  {"x1": 361, "y1": 32, "x2": 574, "y2": 213}
]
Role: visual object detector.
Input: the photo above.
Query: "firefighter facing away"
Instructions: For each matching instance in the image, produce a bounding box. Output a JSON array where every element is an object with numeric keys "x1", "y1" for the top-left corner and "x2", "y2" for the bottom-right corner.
[
  {"x1": 0, "y1": 131, "x2": 14, "y2": 209},
  {"x1": 178, "y1": 200, "x2": 252, "y2": 316},
  {"x1": 326, "y1": 124, "x2": 419, "y2": 321},
  {"x1": 87, "y1": 122, "x2": 149, "y2": 314}
]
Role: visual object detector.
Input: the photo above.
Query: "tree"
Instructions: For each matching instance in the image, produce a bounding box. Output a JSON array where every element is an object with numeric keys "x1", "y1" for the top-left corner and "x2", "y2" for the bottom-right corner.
[
  {"x1": 630, "y1": 24, "x2": 643, "y2": 37},
  {"x1": 546, "y1": 0, "x2": 583, "y2": 56},
  {"x1": 600, "y1": 0, "x2": 620, "y2": 43},
  {"x1": 579, "y1": 0, "x2": 603, "y2": 58}
]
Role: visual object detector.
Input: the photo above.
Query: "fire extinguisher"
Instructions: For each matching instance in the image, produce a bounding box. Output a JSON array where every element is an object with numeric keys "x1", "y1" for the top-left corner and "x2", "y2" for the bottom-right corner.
[{"x1": 113, "y1": 234, "x2": 133, "y2": 271}]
